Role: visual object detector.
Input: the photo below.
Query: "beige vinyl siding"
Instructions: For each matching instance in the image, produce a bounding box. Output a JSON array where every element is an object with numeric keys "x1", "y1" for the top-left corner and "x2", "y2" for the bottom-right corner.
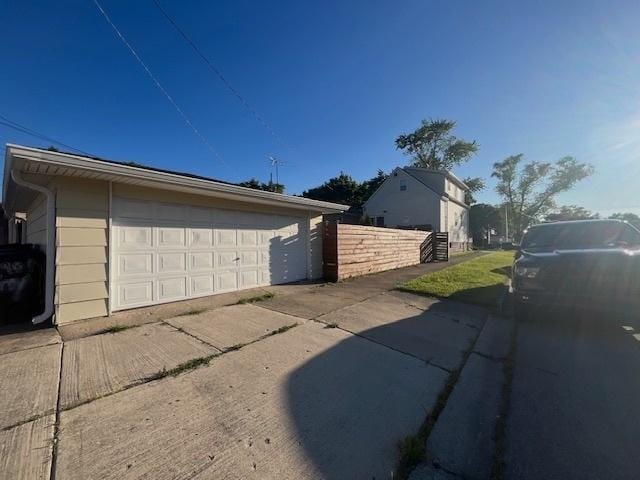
[
  {"x1": 54, "y1": 177, "x2": 109, "y2": 324},
  {"x1": 25, "y1": 195, "x2": 47, "y2": 247}
]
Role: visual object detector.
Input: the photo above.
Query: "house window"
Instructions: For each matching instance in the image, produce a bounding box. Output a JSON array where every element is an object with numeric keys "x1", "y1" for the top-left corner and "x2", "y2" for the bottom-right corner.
[
  {"x1": 375, "y1": 216, "x2": 385, "y2": 227},
  {"x1": 399, "y1": 180, "x2": 407, "y2": 191}
]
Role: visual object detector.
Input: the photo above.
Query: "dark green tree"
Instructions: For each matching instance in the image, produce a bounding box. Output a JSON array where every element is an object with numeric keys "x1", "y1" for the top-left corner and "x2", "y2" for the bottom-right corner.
[
  {"x1": 238, "y1": 178, "x2": 284, "y2": 194},
  {"x1": 469, "y1": 203, "x2": 502, "y2": 245},
  {"x1": 359, "y1": 169, "x2": 388, "y2": 203},
  {"x1": 608, "y1": 212, "x2": 640, "y2": 222},
  {"x1": 462, "y1": 176, "x2": 485, "y2": 204},
  {"x1": 395, "y1": 119, "x2": 478, "y2": 170},
  {"x1": 302, "y1": 170, "x2": 388, "y2": 207},
  {"x1": 546, "y1": 205, "x2": 598, "y2": 222},
  {"x1": 302, "y1": 173, "x2": 362, "y2": 206},
  {"x1": 492, "y1": 154, "x2": 594, "y2": 239}
]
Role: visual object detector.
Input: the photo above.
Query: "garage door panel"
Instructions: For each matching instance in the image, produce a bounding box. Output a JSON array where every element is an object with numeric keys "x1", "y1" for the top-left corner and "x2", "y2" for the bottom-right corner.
[
  {"x1": 190, "y1": 252, "x2": 213, "y2": 270},
  {"x1": 216, "y1": 271, "x2": 238, "y2": 292},
  {"x1": 158, "y1": 277, "x2": 187, "y2": 300},
  {"x1": 239, "y1": 250, "x2": 258, "y2": 267},
  {"x1": 215, "y1": 228, "x2": 237, "y2": 246},
  {"x1": 117, "y1": 225, "x2": 152, "y2": 250},
  {"x1": 191, "y1": 275, "x2": 214, "y2": 295},
  {"x1": 259, "y1": 269, "x2": 272, "y2": 285},
  {"x1": 239, "y1": 270, "x2": 258, "y2": 288},
  {"x1": 158, "y1": 252, "x2": 186, "y2": 273},
  {"x1": 118, "y1": 281, "x2": 153, "y2": 307},
  {"x1": 158, "y1": 227, "x2": 186, "y2": 248},
  {"x1": 118, "y1": 253, "x2": 153, "y2": 276},
  {"x1": 190, "y1": 228, "x2": 213, "y2": 248},
  {"x1": 239, "y1": 230, "x2": 258, "y2": 246},
  {"x1": 112, "y1": 198, "x2": 308, "y2": 311},
  {"x1": 217, "y1": 251, "x2": 238, "y2": 269},
  {"x1": 259, "y1": 231, "x2": 275, "y2": 245}
]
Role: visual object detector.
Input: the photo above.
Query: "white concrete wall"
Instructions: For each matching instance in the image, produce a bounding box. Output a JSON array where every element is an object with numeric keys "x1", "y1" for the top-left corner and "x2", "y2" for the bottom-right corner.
[{"x1": 364, "y1": 169, "x2": 441, "y2": 228}]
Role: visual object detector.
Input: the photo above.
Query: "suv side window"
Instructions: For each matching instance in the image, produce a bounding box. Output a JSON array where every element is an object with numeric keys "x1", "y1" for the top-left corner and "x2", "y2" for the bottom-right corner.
[{"x1": 619, "y1": 224, "x2": 640, "y2": 245}]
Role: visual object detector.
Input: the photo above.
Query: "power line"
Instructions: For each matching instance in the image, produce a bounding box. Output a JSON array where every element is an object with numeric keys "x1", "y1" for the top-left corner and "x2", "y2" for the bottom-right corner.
[
  {"x1": 151, "y1": 0, "x2": 288, "y2": 149},
  {"x1": 0, "y1": 114, "x2": 92, "y2": 156},
  {"x1": 92, "y1": 0, "x2": 226, "y2": 166}
]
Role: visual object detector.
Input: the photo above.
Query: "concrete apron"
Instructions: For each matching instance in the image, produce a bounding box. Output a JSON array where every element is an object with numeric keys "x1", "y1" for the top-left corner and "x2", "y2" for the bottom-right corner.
[{"x1": 56, "y1": 322, "x2": 449, "y2": 480}]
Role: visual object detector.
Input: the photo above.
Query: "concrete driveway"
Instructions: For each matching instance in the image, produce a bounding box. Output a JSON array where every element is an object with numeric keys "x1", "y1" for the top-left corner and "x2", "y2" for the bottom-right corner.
[{"x1": 0, "y1": 255, "x2": 493, "y2": 479}]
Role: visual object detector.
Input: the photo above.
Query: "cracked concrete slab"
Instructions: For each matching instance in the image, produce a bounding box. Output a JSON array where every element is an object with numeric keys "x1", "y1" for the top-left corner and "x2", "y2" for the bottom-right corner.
[
  {"x1": 473, "y1": 314, "x2": 515, "y2": 360},
  {"x1": 165, "y1": 304, "x2": 301, "y2": 351},
  {"x1": 259, "y1": 289, "x2": 356, "y2": 319},
  {"x1": 0, "y1": 414, "x2": 55, "y2": 480},
  {"x1": 60, "y1": 322, "x2": 219, "y2": 409},
  {"x1": 0, "y1": 344, "x2": 61, "y2": 430},
  {"x1": 0, "y1": 325, "x2": 61, "y2": 356},
  {"x1": 318, "y1": 293, "x2": 482, "y2": 370},
  {"x1": 56, "y1": 321, "x2": 448, "y2": 480},
  {"x1": 425, "y1": 353, "x2": 504, "y2": 480},
  {"x1": 57, "y1": 287, "x2": 274, "y2": 341}
]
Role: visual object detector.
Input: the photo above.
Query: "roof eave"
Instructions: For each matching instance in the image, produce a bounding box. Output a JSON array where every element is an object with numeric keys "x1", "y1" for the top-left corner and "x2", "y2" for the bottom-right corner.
[{"x1": 4, "y1": 144, "x2": 348, "y2": 214}]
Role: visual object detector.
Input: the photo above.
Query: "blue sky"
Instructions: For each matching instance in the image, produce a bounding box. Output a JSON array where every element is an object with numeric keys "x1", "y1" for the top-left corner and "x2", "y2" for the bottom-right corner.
[{"x1": 1, "y1": 0, "x2": 639, "y2": 214}]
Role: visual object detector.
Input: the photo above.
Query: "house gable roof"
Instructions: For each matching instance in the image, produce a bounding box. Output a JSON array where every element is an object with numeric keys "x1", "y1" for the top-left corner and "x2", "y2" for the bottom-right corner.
[{"x1": 401, "y1": 167, "x2": 470, "y2": 209}]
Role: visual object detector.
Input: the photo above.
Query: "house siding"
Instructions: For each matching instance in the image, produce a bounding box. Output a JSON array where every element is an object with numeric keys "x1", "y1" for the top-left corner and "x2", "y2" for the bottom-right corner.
[
  {"x1": 446, "y1": 200, "x2": 469, "y2": 243},
  {"x1": 364, "y1": 169, "x2": 441, "y2": 228},
  {"x1": 25, "y1": 195, "x2": 47, "y2": 248},
  {"x1": 54, "y1": 177, "x2": 109, "y2": 324}
]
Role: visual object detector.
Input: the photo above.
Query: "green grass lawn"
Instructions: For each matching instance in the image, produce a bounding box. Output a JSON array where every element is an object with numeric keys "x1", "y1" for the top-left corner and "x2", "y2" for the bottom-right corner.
[{"x1": 399, "y1": 251, "x2": 515, "y2": 308}]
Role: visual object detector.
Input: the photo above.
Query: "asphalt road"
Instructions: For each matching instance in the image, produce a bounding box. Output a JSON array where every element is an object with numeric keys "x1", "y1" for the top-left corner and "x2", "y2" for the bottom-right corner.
[{"x1": 506, "y1": 305, "x2": 640, "y2": 479}]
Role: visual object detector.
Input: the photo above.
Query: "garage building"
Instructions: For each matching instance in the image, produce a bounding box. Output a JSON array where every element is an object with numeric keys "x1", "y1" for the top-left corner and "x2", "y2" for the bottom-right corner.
[{"x1": 2, "y1": 145, "x2": 347, "y2": 325}]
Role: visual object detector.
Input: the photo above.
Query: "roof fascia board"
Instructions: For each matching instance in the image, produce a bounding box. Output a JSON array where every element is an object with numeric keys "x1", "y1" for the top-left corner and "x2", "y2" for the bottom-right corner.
[{"x1": 6, "y1": 145, "x2": 348, "y2": 213}]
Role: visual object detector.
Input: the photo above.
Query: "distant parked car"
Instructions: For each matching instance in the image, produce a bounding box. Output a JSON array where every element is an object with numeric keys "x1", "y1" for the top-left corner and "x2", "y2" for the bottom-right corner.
[{"x1": 512, "y1": 219, "x2": 640, "y2": 317}]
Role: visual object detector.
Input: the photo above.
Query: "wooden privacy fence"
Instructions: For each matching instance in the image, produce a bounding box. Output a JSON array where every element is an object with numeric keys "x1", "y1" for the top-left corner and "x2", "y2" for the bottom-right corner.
[{"x1": 323, "y1": 224, "x2": 432, "y2": 281}]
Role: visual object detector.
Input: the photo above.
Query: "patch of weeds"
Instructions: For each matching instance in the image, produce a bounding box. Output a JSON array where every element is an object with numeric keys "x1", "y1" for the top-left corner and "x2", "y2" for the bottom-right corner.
[
  {"x1": 265, "y1": 324, "x2": 297, "y2": 336},
  {"x1": 98, "y1": 324, "x2": 133, "y2": 335},
  {"x1": 395, "y1": 363, "x2": 465, "y2": 479},
  {"x1": 396, "y1": 434, "x2": 426, "y2": 477},
  {"x1": 324, "y1": 322, "x2": 339, "y2": 329},
  {"x1": 236, "y1": 292, "x2": 275, "y2": 304},
  {"x1": 147, "y1": 354, "x2": 219, "y2": 381},
  {"x1": 182, "y1": 308, "x2": 207, "y2": 316}
]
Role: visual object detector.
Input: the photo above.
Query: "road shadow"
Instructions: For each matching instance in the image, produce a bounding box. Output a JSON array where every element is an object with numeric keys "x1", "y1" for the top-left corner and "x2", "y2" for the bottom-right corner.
[{"x1": 284, "y1": 292, "x2": 488, "y2": 479}]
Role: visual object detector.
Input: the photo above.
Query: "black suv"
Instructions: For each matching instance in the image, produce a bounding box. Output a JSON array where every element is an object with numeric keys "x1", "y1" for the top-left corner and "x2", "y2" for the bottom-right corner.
[{"x1": 512, "y1": 219, "x2": 640, "y2": 316}]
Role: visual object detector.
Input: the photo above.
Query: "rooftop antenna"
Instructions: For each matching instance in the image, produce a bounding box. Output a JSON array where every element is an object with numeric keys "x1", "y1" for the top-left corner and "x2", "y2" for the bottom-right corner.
[{"x1": 269, "y1": 156, "x2": 281, "y2": 185}]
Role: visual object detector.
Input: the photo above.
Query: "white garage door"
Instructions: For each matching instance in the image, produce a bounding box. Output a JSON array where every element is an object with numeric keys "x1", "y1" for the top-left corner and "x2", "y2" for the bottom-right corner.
[{"x1": 111, "y1": 197, "x2": 308, "y2": 311}]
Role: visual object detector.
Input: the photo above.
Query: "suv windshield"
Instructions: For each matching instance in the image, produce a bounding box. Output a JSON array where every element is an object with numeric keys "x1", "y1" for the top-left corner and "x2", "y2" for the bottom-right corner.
[{"x1": 521, "y1": 222, "x2": 640, "y2": 250}]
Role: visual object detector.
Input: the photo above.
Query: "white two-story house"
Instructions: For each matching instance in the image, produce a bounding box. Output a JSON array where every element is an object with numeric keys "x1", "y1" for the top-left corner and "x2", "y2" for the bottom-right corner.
[{"x1": 363, "y1": 167, "x2": 471, "y2": 251}]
